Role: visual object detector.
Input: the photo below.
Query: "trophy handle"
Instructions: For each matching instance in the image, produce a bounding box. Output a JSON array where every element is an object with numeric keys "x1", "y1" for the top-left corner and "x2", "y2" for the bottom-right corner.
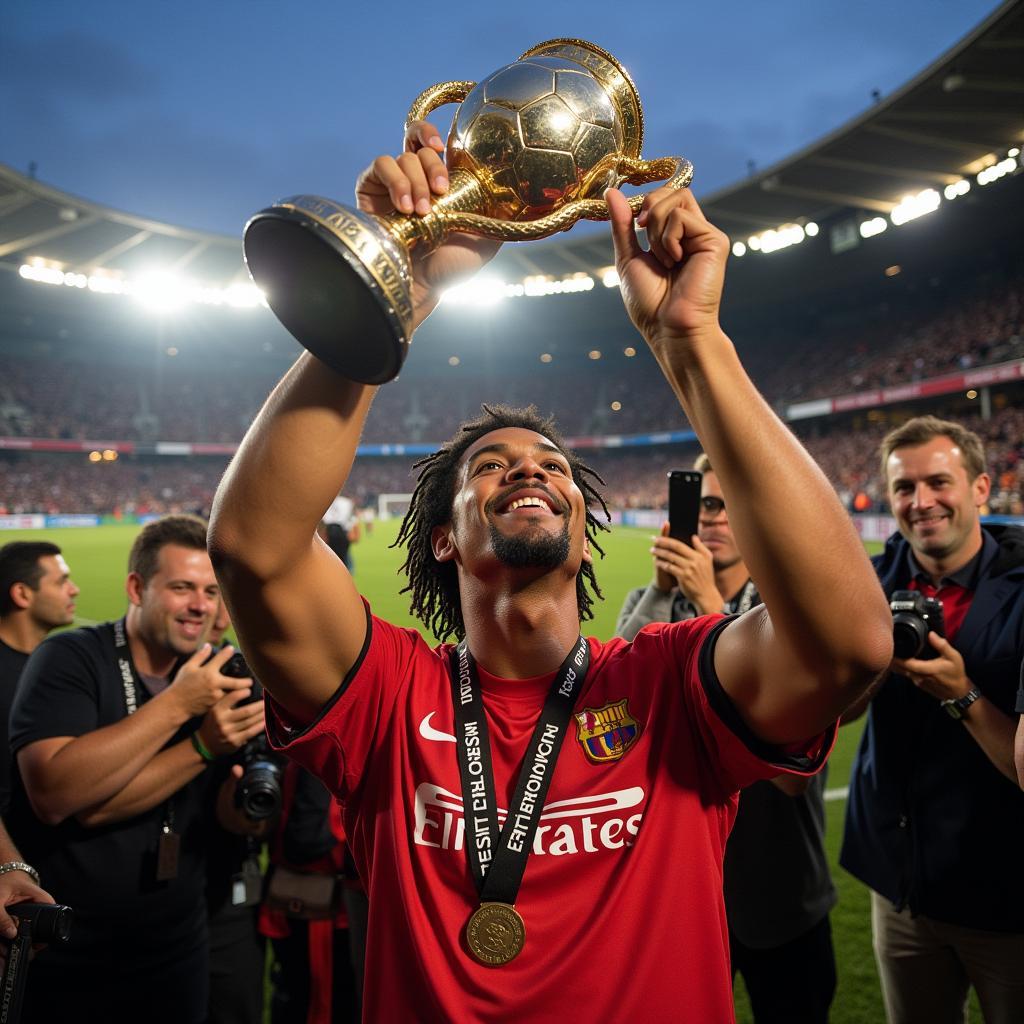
[
  {"x1": 405, "y1": 81, "x2": 477, "y2": 131},
  {"x1": 428, "y1": 156, "x2": 694, "y2": 241}
]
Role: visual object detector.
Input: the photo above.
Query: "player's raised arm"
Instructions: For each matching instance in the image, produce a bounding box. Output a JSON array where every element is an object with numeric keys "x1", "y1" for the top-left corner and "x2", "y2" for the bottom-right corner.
[
  {"x1": 209, "y1": 122, "x2": 499, "y2": 722},
  {"x1": 606, "y1": 186, "x2": 892, "y2": 744}
]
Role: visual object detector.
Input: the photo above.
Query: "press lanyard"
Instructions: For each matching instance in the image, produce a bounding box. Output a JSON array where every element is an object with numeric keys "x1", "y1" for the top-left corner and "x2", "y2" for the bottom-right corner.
[{"x1": 112, "y1": 618, "x2": 180, "y2": 880}]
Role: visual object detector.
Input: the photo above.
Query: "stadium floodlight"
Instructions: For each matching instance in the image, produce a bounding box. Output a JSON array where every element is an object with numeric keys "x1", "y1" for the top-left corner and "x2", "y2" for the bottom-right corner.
[
  {"x1": 224, "y1": 283, "x2": 264, "y2": 308},
  {"x1": 742, "y1": 222, "x2": 809, "y2": 256},
  {"x1": 976, "y1": 157, "x2": 1017, "y2": 187},
  {"x1": 524, "y1": 274, "x2": 594, "y2": 296},
  {"x1": 20, "y1": 263, "x2": 67, "y2": 286},
  {"x1": 88, "y1": 274, "x2": 127, "y2": 295},
  {"x1": 859, "y1": 217, "x2": 888, "y2": 239},
  {"x1": 1010, "y1": 148, "x2": 1020, "y2": 158},
  {"x1": 756, "y1": 224, "x2": 805, "y2": 254},
  {"x1": 440, "y1": 277, "x2": 513, "y2": 305},
  {"x1": 134, "y1": 272, "x2": 189, "y2": 312},
  {"x1": 18, "y1": 261, "x2": 268, "y2": 313},
  {"x1": 601, "y1": 268, "x2": 620, "y2": 288},
  {"x1": 890, "y1": 188, "x2": 940, "y2": 226},
  {"x1": 943, "y1": 179, "x2": 971, "y2": 201},
  {"x1": 804, "y1": 222, "x2": 819, "y2": 237}
]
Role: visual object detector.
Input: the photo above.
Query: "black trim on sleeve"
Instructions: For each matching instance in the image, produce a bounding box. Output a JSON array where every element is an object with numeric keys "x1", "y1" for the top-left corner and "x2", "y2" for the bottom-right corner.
[
  {"x1": 266, "y1": 602, "x2": 373, "y2": 746},
  {"x1": 697, "y1": 616, "x2": 834, "y2": 772},
  {"x1": 1016, "y1": 657, "x2": 1024, "y2": 715}
]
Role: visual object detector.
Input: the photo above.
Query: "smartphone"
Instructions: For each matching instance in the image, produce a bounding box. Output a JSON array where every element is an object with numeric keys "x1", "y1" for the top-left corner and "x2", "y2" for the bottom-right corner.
[{"x1": 668, "y1": 470, "x2": 703, "y2": 542}]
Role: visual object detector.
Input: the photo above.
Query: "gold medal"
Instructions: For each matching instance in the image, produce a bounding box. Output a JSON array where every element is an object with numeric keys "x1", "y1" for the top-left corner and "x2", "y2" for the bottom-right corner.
[{"x1": 465, "y1": 902, "x2": 526, "y2": 966}]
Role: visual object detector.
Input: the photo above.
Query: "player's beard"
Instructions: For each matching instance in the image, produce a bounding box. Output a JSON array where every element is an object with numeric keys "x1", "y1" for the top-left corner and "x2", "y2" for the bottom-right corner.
[{"x1": 489, "y1": 520, "x2": 570, "y2": 570}]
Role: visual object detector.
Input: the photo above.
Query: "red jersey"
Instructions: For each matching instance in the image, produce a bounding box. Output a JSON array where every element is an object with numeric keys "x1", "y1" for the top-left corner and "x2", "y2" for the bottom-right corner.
[{"x1": 267, "y1": 609, "x2": 832, "y2": 1023}]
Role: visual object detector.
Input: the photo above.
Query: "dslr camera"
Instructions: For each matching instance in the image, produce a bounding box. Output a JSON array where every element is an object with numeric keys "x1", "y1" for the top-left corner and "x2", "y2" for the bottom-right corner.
[
  {"x1": 0, "y1": 903, "x2": 73, "y2": 1023},
  {"x1": 221, "y1": 652, "x2": 284, "y2": 822},
  {"x1": 890, "y1": 590, "x2": 945, "y2": 660}
]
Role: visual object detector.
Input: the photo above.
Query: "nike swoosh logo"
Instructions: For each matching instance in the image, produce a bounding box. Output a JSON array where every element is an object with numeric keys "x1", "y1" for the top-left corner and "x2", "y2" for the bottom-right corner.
[{"x1": 419, "y1": 712, "x2": 456, "y2": 743}]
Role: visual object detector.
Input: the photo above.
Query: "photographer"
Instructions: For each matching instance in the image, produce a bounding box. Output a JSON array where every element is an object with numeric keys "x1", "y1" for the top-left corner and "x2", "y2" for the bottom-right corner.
[
  {"x1": 205, "y1": 601, "x2": 273, "y2": 1024},
  {"x1": 841, "y1": 416, "x2": 1024, "y2": 1023},
  {"x1": 6, "y1": 515, "x2": 265, "y2": 1024}
]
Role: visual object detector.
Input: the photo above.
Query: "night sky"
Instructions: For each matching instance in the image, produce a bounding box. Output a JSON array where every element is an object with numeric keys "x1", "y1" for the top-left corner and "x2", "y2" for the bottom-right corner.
[{"x1": 2, "y1": 1, "x2": 999, "y2": 238}]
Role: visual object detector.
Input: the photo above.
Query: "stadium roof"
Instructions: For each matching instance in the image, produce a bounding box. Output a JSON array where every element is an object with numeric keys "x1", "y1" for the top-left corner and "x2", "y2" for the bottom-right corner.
[{"x1": 0, "y1": 0, "x2": 1021, "y2": 288}]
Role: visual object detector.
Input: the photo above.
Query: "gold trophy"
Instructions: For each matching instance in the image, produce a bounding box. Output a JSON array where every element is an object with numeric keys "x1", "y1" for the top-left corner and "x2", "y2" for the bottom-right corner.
[{"x1": 243, "y1": 39, "x2": 693, "y2": 384}]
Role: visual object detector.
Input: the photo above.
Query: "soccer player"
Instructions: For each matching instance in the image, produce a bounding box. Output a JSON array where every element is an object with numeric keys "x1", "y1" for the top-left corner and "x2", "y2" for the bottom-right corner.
[{"x1": 209, "y1": 121, "x2": 892, "y2": 1021}]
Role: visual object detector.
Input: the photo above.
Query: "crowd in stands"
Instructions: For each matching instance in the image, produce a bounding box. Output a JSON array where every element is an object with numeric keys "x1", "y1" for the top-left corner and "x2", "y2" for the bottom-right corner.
[
  {"x1": 747, "y1": 266, "x2": 1024, "y2": 405},
  {"x1": 2, "y1": 264, "x2": 1021, "y2": 448},
  {"x1": 1, "y1": 257, "x2": 1023, "y2": 517},
  {"x1": 3, "y1": 398, "x2": 1022, "y2": 517}
]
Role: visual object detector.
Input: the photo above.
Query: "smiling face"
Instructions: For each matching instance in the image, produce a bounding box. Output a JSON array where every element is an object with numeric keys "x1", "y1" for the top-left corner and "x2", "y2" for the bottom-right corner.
[
  {"x1": 128, "y1": 543, "x2": 220, "y2": 660},
  {"x1": 886, "y1": 435, "x2": 989, "y2": 571},
  {"x1": 435, "y1": 426, "x2": 590, "y2": 580}
]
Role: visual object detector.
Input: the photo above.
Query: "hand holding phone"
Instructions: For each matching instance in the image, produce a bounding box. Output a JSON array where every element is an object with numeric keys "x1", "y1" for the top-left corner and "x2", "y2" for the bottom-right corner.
[{"x1": 668, "y1": 470, "x2": 702, "y2": 543}]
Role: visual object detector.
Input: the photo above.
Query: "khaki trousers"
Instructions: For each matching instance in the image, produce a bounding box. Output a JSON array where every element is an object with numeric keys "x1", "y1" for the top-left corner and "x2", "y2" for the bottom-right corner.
[{"x1": 871, "y1": 890, "x2": 1024, "y2": 1024}]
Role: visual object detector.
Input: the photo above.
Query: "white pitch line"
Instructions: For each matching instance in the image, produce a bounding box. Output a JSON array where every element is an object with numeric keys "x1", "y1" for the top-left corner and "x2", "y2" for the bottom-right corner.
[{"x1": 824, "y1": 786, "x2": 849, "y2": 802}]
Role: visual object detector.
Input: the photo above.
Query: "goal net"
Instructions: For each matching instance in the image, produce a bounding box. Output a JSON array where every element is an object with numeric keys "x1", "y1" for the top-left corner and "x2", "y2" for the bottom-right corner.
[{"x1": 377, "y1": 493, "x2": 414, "y2": 521}]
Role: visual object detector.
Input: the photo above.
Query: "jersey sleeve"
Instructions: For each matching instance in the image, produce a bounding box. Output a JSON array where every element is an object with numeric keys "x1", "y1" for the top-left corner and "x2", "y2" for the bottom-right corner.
[
  {"x1": 664, "y1": 615, "x2": 835, "y2": 795},
  {"x1": 264, "y1": 603, "x2": 433, "y2": 803},
  {"x1": 9, "y1": 633, "x2": 104, "y2": 751}
]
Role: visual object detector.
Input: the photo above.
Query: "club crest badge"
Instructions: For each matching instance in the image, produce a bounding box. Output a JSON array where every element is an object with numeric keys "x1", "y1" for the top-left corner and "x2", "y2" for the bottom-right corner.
[{"x1": 574, "y1": 700, "x2": 641, "y2": 765}]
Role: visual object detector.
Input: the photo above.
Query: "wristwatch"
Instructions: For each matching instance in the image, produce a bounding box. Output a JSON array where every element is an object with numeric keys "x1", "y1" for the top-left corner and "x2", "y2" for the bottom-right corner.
[{"x1": 941, "y1": 687, "x2": 981, "y2": 720}]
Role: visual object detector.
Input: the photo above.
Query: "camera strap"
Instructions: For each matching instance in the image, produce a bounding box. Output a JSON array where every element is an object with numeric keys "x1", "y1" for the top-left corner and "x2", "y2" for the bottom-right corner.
[{"x1": 112, "y1": 617, "x2": 179, "y2": 880}]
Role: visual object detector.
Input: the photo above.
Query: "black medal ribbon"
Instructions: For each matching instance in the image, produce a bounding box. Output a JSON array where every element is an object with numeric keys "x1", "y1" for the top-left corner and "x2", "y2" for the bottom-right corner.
[{"x1": 447, "y1": 635, "x2": 590, "y2": 905}]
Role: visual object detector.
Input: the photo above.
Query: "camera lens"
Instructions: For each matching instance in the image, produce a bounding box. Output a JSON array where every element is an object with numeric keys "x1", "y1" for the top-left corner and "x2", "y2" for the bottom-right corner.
[
  {"x1": 892, "y1": 614, "x2": 927, "y2": 659},
  {"x1": 239, "y1": 761, "x2": 282, "y2": 821}
]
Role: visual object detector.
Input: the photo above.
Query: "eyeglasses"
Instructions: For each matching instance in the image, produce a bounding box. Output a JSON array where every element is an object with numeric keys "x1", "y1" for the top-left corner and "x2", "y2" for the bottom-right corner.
[{"x1": 700, "y1": 496, "x2": 726, "y2": 516}]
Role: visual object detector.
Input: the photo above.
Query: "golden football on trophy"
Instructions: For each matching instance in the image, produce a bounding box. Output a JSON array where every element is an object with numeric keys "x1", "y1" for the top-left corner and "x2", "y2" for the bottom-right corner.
[{"x1": 243, "y1": 39, "x2": 693, "y2": 384}]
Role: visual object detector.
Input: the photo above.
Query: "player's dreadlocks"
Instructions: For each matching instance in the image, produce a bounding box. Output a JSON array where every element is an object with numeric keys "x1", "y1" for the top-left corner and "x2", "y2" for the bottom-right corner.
[{"x1": 393, "y1": 404, "x2": 610, "y2": 642}]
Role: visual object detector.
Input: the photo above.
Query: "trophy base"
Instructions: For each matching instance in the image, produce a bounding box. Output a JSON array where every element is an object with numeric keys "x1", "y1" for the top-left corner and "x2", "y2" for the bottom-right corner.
[{"x1": 243, "y1": 197, "x2": 414, "y2": 385}]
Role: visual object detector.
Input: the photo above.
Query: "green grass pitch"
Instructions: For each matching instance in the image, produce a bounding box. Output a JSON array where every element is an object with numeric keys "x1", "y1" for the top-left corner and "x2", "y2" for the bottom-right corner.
[{"x1": 5, "y1": 520, "x2": 927, "y2": 1022}]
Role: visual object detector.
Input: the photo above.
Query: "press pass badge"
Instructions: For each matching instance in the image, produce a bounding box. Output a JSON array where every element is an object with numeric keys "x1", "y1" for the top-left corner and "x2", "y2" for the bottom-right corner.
[
  {"x1": 156, "y1": 825, "x2": 181, "y2": 881},
  {"x1": 233, "y1": 857, "x2": 263, "y2": 907}
]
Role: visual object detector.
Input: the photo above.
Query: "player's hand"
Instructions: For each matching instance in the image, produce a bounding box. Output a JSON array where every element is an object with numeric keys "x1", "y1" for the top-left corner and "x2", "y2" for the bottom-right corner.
[
  {"x1": 894, "y1": 634, "x2": 972, "y2": 703},
  {"x1": 651, "y1": 523, "x2": 722, "y2": 614},
  {"x1": 606, "y1": 185, "x2": 729, "y2": 348},
  {"x1": 356, "y1": 119, "x2": 500, "y2": 322},
  {"x1": 197, "y1": 689, "x2": 266, "y2": 757},
  {"x1": 167, "y1": 644, "x2": 252, "y2": 720}
]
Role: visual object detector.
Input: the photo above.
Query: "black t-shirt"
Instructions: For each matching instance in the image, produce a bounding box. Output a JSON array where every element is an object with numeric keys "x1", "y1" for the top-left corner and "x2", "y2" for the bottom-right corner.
[
  {"x1": 7, "y1": 622, "x2": 211, "y2": 965},
  {"x1": 0, "y1": 638, "x2": 29, "y2": 814}
]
